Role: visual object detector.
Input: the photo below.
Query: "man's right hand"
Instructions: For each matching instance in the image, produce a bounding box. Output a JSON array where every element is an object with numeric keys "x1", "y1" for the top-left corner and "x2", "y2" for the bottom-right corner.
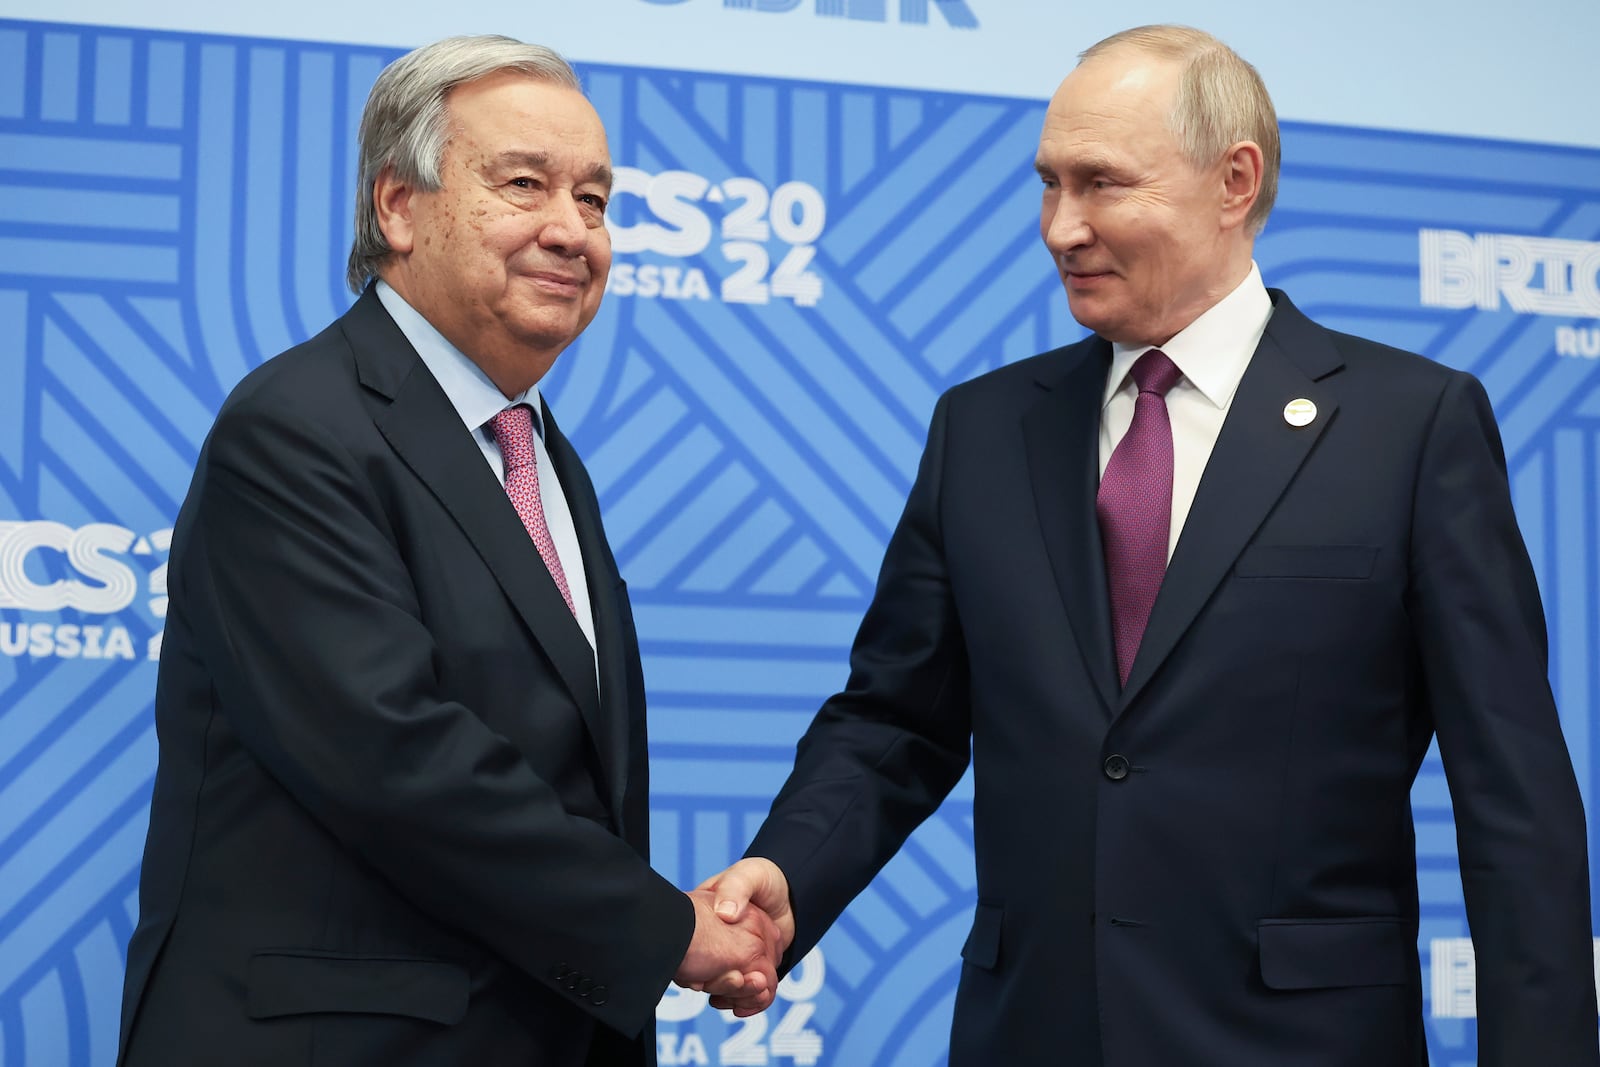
[
  {"x1": 674, "y1": 889, "x2": 782, "y2": 1017},
  {"x1": 696, "y1": 858, "x2": 794, "y2": 1014}
]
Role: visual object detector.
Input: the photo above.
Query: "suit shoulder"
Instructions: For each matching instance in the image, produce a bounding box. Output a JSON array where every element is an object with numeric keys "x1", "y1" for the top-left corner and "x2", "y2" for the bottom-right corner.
[
  {"x1": 1327, "y1": 329, "x2": 1443, "y2": 374},
  {"x1": 1270, "y1": 289, "x2": 1479, "y2": 400},
  {"x1": 218, "y1": 315, "x2": 362, "y2": 420},
  {"x1": 942, "y1": 336, "x2": 1100, "y2": 405},
  {"x1": 195, "y1": 311, "x2": 386, "y2": 479},
  {"x1": 1322, "y1": 327, "x2": 1483, "y2": 405}
]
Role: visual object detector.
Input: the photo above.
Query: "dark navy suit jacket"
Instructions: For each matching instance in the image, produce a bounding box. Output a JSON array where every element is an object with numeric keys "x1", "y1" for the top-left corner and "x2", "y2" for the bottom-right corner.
[
  {"x1": 119, "y1": 288, "x2": 689, "y2": 1066},
  {"x1": 749, "y1": 290, "x2": 1598, "y2": 1066}
]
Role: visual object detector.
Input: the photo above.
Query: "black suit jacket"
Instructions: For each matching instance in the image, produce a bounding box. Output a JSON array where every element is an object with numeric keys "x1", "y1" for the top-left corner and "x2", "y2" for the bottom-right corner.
[
  {"x1": 118, "y1": 289, "x2": 691, "y2": 1066},
  {"x1": 748, "y1": 291, "x2": 1598, "y2": 1066}
]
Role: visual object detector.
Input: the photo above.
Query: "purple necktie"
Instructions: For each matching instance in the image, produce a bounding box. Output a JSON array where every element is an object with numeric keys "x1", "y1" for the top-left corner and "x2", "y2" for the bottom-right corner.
[
  {"x1": 1097, "y1": 349, "x2": 1183, "y2": 687},
  {"x1": 490, "y1": 405, "x2": 576, "y2": 617}
]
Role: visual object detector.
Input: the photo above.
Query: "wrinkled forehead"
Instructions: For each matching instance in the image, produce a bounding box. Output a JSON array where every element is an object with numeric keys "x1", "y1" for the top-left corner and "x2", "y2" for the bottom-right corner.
[{"x1": 443, "y1": 74, "x2": 610, "y2": 165}]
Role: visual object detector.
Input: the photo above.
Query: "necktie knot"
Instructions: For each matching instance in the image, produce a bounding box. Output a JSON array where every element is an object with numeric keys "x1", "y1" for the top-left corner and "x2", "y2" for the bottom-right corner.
[
  {"x1": 1130, "y1": 348, "x2": 1182, "y2": 398},
  {"x1": 489, "y1": 405, "x2": 536, "y2": 474}
]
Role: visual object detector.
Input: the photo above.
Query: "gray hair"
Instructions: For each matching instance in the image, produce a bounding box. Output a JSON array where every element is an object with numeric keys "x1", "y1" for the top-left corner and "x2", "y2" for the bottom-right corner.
[
  {"x1": 346, "y1": 35, "x2": 583, "y2": 293},
  {"x1": 1080, "y1": 25, "x2": 1280, "y2": 235}
]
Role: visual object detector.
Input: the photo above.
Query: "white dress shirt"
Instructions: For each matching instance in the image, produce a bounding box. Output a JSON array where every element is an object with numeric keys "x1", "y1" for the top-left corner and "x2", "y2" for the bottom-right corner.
[
  {"x1": 375, "y1": 281, "x2": 598, "y2": 665},
  {"x1": 1098, "y1": 263, "x2": 1273, "y2": 562}
]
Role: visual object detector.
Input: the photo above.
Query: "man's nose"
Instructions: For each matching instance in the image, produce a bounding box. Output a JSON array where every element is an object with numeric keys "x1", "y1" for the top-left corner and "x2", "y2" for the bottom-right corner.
[
  {"x1": 1042, "y1": 198, "x2": 1090, "y2": 253},
  {"x1": 540, "y1": 192, "x2": 591, "y2": 254}
]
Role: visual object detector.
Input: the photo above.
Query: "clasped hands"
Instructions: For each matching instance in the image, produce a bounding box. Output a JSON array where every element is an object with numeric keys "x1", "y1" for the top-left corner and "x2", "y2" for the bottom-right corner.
[{"x1": 673, "y1": 858, "x2": 793, "y2": 1017}]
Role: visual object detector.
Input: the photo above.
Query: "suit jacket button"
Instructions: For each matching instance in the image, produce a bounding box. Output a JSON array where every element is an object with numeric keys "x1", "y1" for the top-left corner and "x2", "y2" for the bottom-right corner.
[
  {"x1": 1103, "y1": 754, "x2": 1130, "y2": 781},
  {"x1": 565, "y1": 973, "x2": 582, "y2": 990},
  {"x1": 591, "y1": 985, "x2": 608, "y2": 1005},
  {"x1": 553, "y1": 962, "x2": 570, "y2": 981},
  {"x1": 577, "y1": 978, "x2": 594, "y2": 997}
]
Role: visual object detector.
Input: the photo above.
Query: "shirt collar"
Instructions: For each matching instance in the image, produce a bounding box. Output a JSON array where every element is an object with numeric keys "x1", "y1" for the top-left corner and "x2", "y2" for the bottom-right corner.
[
  {"x1": 374, "y1": 279, "x2": 544, "y2": 439},
  {"x1": 1102, "y1": 262, "x2": 1272, "y2": 411}
]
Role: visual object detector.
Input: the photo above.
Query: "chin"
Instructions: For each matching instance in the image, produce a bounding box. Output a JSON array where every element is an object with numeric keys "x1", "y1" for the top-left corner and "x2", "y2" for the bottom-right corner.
[
  {"x1": 509, "y1": 314, "x2": 582, "y2": 346},
  {"x1": 1064, "y1": 302, "x2": 1113, "y2": 338}
]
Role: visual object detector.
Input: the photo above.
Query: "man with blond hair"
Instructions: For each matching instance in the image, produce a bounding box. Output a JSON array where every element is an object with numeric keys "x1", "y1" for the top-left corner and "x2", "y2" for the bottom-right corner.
[
  {"x1": 703, "y1": 24, "x2": 1598, "y2": 1065},
  {"x1": 118, "y1": 35, "x2": 778, "y2": 1067}
]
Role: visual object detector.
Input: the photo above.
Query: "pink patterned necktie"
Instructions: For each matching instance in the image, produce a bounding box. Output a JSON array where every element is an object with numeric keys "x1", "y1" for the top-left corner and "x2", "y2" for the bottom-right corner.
[
  {"x1": 489, "y1": 405, "x2": 576, "y2": 616},
  {"x1": 1097, "y1": 349, "x2": 1183, "y2": 687}
]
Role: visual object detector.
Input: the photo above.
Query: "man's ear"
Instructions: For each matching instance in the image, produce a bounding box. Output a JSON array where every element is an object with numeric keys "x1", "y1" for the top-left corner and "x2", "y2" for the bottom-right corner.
[
  {"x1": 1219, "y1": 140, "x2": 1264, "y2": 232},
  {"x1": 373, "y1": 166, "x2": 417, "y2": 254}
]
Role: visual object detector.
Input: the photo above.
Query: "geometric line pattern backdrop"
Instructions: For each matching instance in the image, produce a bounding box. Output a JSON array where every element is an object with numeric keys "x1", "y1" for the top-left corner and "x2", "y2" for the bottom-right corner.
[{"x1": 1, "y1": 17, "x2": 1597, "y2": 1066}]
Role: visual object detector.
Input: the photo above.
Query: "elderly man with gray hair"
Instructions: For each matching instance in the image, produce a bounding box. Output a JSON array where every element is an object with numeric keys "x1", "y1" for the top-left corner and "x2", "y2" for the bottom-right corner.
[
  {"x1": 702, "y1": 23, "x2": 1599, "y2": 1067},
  {"x1": 117, "y1": 35, "x2": 778, "y2": 1067}
]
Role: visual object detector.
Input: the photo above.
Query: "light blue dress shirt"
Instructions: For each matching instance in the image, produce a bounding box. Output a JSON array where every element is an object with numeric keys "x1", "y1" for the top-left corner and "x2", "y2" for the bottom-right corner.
[{"x1": 375, "y1": 281, "x2": 598, "y2": 663}]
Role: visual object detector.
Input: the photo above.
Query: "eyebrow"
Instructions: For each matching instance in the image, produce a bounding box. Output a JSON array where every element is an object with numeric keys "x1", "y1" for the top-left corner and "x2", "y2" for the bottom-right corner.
[
  {"x1": 1035, "y1": 154, "x2": 1123, "y2": 180},
  {"x1": 489, "y1": 150, "x2": 613, "y2": 192}
]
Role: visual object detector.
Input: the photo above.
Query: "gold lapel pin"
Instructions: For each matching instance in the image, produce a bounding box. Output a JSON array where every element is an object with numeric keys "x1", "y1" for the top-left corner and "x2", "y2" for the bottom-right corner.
[{"x1": 1283, "y1": 398, "x2": 1317, "y2": 428}]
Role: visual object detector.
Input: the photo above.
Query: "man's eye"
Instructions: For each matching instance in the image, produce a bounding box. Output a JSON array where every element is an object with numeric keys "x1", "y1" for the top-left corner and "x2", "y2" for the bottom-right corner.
[
  {"x1": 509, "y1": 177, "x2": 536, "y2": 189},
  {"x1": 579, "y1": 193, "x2": 607, "y2": 211}
]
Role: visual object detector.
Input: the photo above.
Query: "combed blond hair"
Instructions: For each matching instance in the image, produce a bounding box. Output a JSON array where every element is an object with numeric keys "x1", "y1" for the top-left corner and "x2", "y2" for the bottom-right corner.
[{"x1": 1081, "y1": 25, "x2": 1280, "y2": 234}]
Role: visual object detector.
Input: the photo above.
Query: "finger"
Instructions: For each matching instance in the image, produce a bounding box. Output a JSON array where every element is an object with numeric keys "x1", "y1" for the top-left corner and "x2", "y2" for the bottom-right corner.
[
  {"x1": 699, "y1": 968, "x2": 748, "y2": 996},
  {"x1": 708, "y1": 991, "x2": 761, "y2": 1012},
  {"x1": 711, "y1": 865, "x2": 757, "y2": 922},
  {"x1": 731, "y1": 997, "x2": 771, "y2": 1018},
  {"x1": 693, "y1": 871, "x2": 720, "y2": 893},
  {"x1": 711, "y1": 988, "x2": 775, "y2": 1016}
]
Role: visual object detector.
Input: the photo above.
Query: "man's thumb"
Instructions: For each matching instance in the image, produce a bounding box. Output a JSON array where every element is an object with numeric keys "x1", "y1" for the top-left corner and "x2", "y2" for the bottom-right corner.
[{"x1": 699, "y1": 865, "x2": 753, "y2": 923}]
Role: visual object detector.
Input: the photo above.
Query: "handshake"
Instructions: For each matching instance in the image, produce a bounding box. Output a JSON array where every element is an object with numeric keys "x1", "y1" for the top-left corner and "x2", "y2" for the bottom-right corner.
[{"x1": 673, "y1": 858, "x2": 793, "y2": 1018}]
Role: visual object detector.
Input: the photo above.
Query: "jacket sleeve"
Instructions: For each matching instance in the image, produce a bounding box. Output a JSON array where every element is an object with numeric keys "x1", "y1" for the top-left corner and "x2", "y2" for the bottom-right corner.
[
  {"x1": 177, "y1": 396, "x2": 692, "y2": 1036},
  {"x1": 1410, "y1": 372, "x2": 1598, "y2": 1064},
  {"x1": 747, "y1": 391, "x2": 974, "y2": 963}
]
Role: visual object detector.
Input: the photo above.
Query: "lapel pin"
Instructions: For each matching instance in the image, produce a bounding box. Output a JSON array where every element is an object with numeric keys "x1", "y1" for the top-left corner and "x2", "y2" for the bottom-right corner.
[{"x1": 1283, "y1": 398, "x2": 1317, "y2": 428}]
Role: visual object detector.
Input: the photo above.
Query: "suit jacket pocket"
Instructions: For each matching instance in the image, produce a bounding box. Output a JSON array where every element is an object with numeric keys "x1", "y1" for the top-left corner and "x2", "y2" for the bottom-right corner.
[
  {"x1": 1257, "y1": 917, "x2": 1411, "y2": 990},
  {"x1": 960, "y1": 901, "x2": 1003, "y2": 971},
  {"x1": 246, "y1": 950, "x2": 469, "y2": 1024},
  {"x1": 1236, "y1": 545, "x2": 1378, "y2": 580}
]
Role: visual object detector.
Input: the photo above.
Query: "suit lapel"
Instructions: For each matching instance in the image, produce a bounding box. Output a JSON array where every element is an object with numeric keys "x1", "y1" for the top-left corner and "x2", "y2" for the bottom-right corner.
[
  {"x1": 541, "y1": 407, "x2": 636, "y2": 840},
  {"x1": 339, "y1": 291, "x2": 607, "y2": 786},
  {"x1": 1022, "y1": 338, "x2": 1120, "y2": 716},
  {"x1": 1120, "y1": 292, "x2": 1344, "y2": 707}
]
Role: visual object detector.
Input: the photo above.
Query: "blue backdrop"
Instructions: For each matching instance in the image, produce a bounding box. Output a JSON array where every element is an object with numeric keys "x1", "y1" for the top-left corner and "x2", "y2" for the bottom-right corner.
[{"x1": 1, "y1": 13, "x2": 1598, "y2": 1066}]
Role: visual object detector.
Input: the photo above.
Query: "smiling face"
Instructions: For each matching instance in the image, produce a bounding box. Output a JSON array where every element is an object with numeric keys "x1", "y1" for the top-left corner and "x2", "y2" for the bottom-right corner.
[
  {"x1": 375, "y1": 72, "x2": 613, "y2": 396},
  {"x1": 1035, "y1": 50, "x2": 1255, "y2": 348}
]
